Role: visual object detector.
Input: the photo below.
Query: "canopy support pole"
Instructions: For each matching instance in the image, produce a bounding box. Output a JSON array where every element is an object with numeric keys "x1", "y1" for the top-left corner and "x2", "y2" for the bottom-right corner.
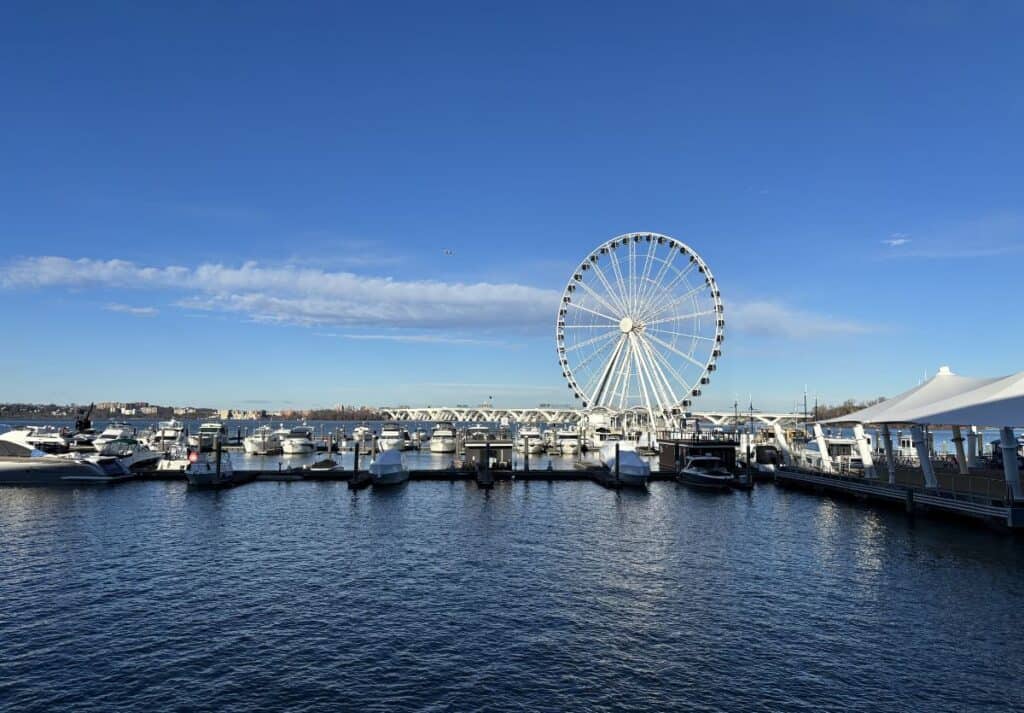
[
  {"x1": 881, "y1": 424, "x2": 896, "y2": 484},
  {"x1": 1000, "y1": 427, "x2": 1022, "y2": 502},
  {"x1": 911, "y1": 425, "x2": 937, "y2": 489},
  {"x1": 967, "y1": 427, "x2": 981, "y2": 468},
  {"x1": 853, "y1": 424, "x2": 875, "y2": 478},
  {"x1": 772, "y1": 422, "x2": 793, "y2": 466},
  {"x1": 813, "y1": 424, "x2": 833, "y2": 473},
  {"x1": 952, "y1": 425, "x2": 969, "y2": 475}
]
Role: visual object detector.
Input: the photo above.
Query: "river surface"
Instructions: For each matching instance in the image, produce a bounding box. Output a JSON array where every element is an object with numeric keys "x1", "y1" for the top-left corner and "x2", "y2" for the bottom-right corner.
[{"x1": 1, "y1": 479, "x2": 1022, "y2": 711}]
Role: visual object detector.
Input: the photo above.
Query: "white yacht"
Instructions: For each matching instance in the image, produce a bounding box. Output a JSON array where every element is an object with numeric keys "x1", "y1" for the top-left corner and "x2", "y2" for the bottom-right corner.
[
  {"x1": 556, "y1": 427, "x2": 580, "y2": 455},
  {"x1": 351, "y1": 425, "x2": 374, "y2": 454},
  {"x1": 92, "y1": 422, "x2": 136, "y2": 450},
  {"x1": 429, "y1": 422, "x2": 457, "y2": 453},
  {"x1": 147, "y1": 419, "x2": 185, "y2": 452},
  {"x1": 189, "y1": 422, "x2": 227, "y2": 452},
  {"x1": 600, "y1": 442, "x2": 650, "y2": 487},
  {"x1": 243, "y1": 425, "x2": 282, "y2": 455},
  {"x1": 280, "y1": 425, "x2": 316, "y2": 455},
  {"x1": 515, "y1": 426, "x2": 546, "y2": 454},
  {"x1": 369, "y1": 448, "x2": 409, "y2": 485},
  {"x1": 0, "y1": 425, "x2": 71, "y2": 454},
  {"x1": 378, "y1": 422, "x2": 407, "y2": 451}
]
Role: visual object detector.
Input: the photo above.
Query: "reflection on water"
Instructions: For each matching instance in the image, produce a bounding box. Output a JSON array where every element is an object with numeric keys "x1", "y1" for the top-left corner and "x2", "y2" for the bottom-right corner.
[{"x1": 1, "y1": 480, "x2": 1022, "y2": 711}]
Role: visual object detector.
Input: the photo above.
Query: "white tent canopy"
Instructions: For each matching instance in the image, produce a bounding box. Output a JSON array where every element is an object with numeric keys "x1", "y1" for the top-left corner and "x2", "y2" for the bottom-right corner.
[
  {"x1": 823, "y1": 366, "x2": 1001, "y2": 425},
  {"x1": 899, "y1": 370, "x2": 1024, "y2": 428}
]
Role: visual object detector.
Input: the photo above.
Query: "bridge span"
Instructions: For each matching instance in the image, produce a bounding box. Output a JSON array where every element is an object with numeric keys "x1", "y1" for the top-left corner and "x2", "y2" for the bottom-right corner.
[{"x1": 380, "y1": 407, "x2": 805, "y2": 428}]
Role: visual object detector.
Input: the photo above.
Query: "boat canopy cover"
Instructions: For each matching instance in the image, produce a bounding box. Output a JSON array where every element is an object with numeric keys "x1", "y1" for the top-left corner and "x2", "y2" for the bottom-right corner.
[{"x1": 822, "y1": 366, "x2": 1001, "y2": 425}]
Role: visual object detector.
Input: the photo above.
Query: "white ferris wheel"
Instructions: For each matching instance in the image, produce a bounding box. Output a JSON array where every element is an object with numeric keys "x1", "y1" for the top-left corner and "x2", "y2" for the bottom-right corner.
[{"x1": 556, "y1": 232, "x2": 724, "y2": 424}]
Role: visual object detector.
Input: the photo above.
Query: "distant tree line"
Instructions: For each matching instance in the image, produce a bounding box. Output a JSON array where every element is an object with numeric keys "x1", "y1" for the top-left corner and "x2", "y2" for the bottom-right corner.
[
  {"x1": 287, "y1": 406, "x2": 385, "y2": 421},
  {"x1": 812, "y1": 397, "x2": 886, "y2": 421}
]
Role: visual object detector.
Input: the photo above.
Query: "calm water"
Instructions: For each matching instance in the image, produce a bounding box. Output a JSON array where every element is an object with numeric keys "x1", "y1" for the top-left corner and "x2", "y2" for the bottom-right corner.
[{"x1": 1, "y1": 480, "x2": 1022, "y2": 712}]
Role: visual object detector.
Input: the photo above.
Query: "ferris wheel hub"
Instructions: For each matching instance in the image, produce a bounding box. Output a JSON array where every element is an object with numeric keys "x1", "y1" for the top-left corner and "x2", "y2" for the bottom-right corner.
[{"x1": 618, "y1": 316, "x2": 634, "y2": 333}]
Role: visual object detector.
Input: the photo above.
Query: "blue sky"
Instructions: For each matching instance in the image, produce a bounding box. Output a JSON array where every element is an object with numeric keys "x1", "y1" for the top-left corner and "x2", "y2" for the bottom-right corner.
[{"x1": 1, "y1": 1, "x2": 1021, "y2": 411}]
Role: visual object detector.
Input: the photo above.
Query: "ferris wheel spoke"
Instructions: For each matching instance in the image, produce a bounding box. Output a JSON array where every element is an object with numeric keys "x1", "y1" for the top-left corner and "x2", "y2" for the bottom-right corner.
[
  {"x1": 639, "y1": 282, "x2": 707, "y2": 323},
  {"x1": 606, "y1": 248, "x2": 632, "y2": 315},
  {"x1": 640, "y1": 334, "x2": 693, "y2": 398},
  {"x1": 589, "y1": 334, "x2": 627, "y2": 405},
  {"x1": 641, "y1": 262, "x2": 700, "y2": 320},
  {"x1": 628, "y1": 334, "x2": 657, "y2": 420},
  {"x1": 571, "y1": 276, "x2": 628, "y2": 322},
  {"x1": 646, "y1": 326, "x2": 715, "y2": 341},
  {"x1": 565, "y1": 301, "x2": 619, "y2": 323},
  {"x1": 575, "y1": 339, "x2": 623, "y2": 397},
  {"x1": 645, "y1": 331, "x2": 708, "y2": 372},
  {"x1": 634, "y1": 243, "x2": 662, "y2": 316},
  {"x1": 643, "y1": 308, "x2": 718, "y2": 328},
  {"x1": 564, "y1": 328, "x2": 620, "y2": 353},
  {"x1": 636, "y1": 333, "x2": 681, "y2": 407},
  {"x1": 587, "y1": 259, "x2": 630, "y2": 314}
]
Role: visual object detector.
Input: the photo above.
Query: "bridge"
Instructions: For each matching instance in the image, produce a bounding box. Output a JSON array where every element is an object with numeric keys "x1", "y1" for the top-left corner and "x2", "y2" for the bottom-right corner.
[{"x1": 380, "y1": 406, "x2": 805, "y2": 427}]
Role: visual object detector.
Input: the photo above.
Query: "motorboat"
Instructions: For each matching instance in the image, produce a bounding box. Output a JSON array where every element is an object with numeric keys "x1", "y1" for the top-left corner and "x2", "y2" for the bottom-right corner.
[
  {"x1": 515, "y1": 426, "x2": 546, "y2": 454},
  {"x1": 0, "y1": 435, "x2": 129, "y2": 484},
  {"x1": 94, "y1": 437, "x2": 162, "y2": 471},
  {"x1": 147, "y1": 419, "x2": 185, "y2": 452},
  {"x1": 0, "y1": 425, "x2": 72, "y2": 454},
  {"x1": 243, "y1": 425, "x2": 282, "y2": 455},
  {"x1": 465, "y1": 424, "x2": 491, "y2": 442},
  {"x1": 156, "y1": 443, "x2": 192, "y2": 473},
  {"x1": 92, "y1": 422, "x2": 136, "y2": 450},
  {"x1": 378, "y1": 422, "x2": 408, "y2": 451},
  {"x1": 185, "y1": 449, "x2": 235, "y2": 487},
  {"x1": 677, "y1": 456, "x2": 734, "y2": 491},
  {"x1": 429, "y1": 422, "x2": 457, "y2": 453},
  {"x1": 369, "y1": 448, "x2": 409, "y2": 485},
  {"x1": 189, "y1": 422, "x2": 227, "y2": 452},
  {"x1": 600, "y1": 442, "x2": 650, "y2": 487},
  {"x1": 280, "y1": 425, "x2": 316, "y2": 455}
]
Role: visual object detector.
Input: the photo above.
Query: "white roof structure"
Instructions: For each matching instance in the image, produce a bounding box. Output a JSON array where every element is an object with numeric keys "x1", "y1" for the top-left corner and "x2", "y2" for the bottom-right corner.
[
  {"x1": 899, "y1": 371, "x2": 1024, "y2": 428},
  {"x1": 824, "y1": 366, "x2": 1003, "y2": 425}
]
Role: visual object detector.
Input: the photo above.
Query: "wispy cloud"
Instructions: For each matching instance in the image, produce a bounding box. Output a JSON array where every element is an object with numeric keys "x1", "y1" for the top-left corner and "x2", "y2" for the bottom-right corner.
[
  {"x1": 1, "y1": 256, "x2": 559, "y2": 330},
  {"x1": 314, "y1": 332, "x2": 510, "y2": 347},
  {"x1": 104, "y1": 303, "x2": 159, "y2": 317},
  {"x1": 729, "y1": 300, "x2": 873, "y2": 338},
  {"x1": 882, "y1": 233, "x2": 911, "y2": 247},
  {"x1": 3, "y1": 255, "x2": 874, "y2": 342}
]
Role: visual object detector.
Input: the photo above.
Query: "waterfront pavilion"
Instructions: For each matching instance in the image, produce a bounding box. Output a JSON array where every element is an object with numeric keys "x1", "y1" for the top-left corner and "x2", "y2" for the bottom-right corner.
[{"x1": 823, "y1": 366, "x2": 1024, "y2": 503}]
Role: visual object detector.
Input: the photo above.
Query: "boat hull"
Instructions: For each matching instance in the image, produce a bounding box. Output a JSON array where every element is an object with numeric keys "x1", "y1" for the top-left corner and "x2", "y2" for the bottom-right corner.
[
  {"x1": 429, "y1": 438, "x2": 456, "y2": 453},
  {"x1": 677, "y1": 470, "x2": 733, "y2": 491},
  {"x1": 371, "y1": 469, "x2": 409, "y2": 485}
]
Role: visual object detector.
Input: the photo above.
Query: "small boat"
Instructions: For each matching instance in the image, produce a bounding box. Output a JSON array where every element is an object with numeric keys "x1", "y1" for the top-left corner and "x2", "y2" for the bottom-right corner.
[
  {"x1": 0, "y1": 434, "x2": 129, "y2": 484},
  {"x1": 600, "y1": 443, "x2": 649, "y2": 487},
  {"x1": 369, "y1": 448, "x2": 408, "y2": 485},
  {"x1": 243, "y1": 425, "x2": 282, "y2": 455},
  {"x1": 677, "y1": 456, "x2": 734, "y2": 491},
  {"x1": 429, "y1": 422, "x2": 458, "y2": 453},
  {"x1": 280, "y1": 425, "x2": 316, "y2": 455},
  {"x1": 185, "y1": 449, "x2": 235, "y2": 487}
]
